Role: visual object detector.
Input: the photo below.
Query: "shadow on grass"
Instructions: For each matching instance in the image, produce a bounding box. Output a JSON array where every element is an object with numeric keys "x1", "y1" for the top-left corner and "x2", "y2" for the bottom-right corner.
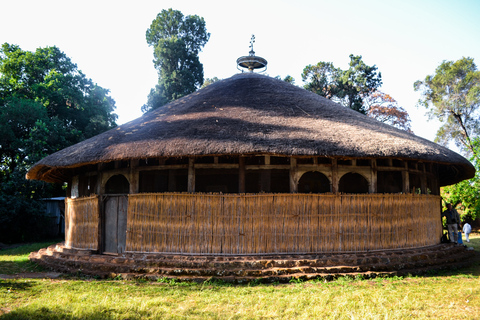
[
  {"x1": 0, "y1": 307, "x2": 146, "y2": 320},
  {"x1": 0, "y1": 241, "x2": 61, "y2": 256},
  {"x1": 0, "y1": 241, "x2": 61, "y2": 275},
  {"x1": 0, "y1": 280, "x2": 35, "y2": 291}
]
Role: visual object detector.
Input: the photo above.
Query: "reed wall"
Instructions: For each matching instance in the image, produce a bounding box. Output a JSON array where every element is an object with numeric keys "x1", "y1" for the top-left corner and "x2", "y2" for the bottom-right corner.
[
  {"x1": 126, "y1": 193, "x2": 442, "y2": 254},
  {"x1": 65, "y1": 195, "x2": 99, "y2": 250}
]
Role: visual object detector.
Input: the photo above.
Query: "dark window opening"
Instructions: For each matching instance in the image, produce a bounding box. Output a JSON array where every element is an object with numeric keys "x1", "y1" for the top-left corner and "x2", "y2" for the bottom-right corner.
[
  {"x1": 139, "y1": 158, "x2": 160, "y2": 167},
  {"x1": 427, "y1": 176, "x2": 438, "y2": 195},
  {"x1": 170, "y1": 169, "x2": 188, "y2": 192},
  {"x1": 409, "y1": 173, "x2": 422, "y2": 194},
  {"x1": 337, "y1": 159, "x2": 352, "y2": 166},
  {"x1": 408, "y1": 161, "x2": 417, "y2": 170},
  {"x1": 297, "y1": 158, "x2": 313, "y2": 165},
  {"x1": 376, "y1": 159, "x2": 390, "y2": 167},
  {"x1": 195, "y1": 156, "x2": 214, "y2": 164},
  {"x1": 218, "y1": 156, "x2": 239, "y2": 164},
  {"x1": 298, "y1": 171, "x2": 330, "y2": 193},
  {"x1": 270, "y1": 156, "x2": 290, "y2": 165},
  {"x1": 245, "y1": 156, "x2": 264, "y2": 165},
  {"x1": 118, "y1": 160, "x2": 129, "y2": 169},
  {"x1": 139, "y1": 170, "x2": 168, "y2": 193},
  {"x1": 105, "y1": 175, "x2": 129, "y2": 194},
  {"x1": 195, "y1": 169, "x2": 238, "y2": 193},
  {"x1": 245, "y1": 169, "x2": 289, "y2": 193},
  {"x1": 356, "y1": 159, "x2": 370, "y2": 166},
  {"x1": 338, "y1": 173, "x2": 369, "y2": 194},
  {"x1": 246, "y1": 171, "x2": 262, "y2": 193},
  {"x1": 425, "y1": 163, "x2": 433, "y2": 173},
  {"x1": 317, "y1": 157, "x2": 332, "y2": 165},
  {"x1": 270, "y1": 170, "x2": 290, "y2": 193},
  {"x1": 138, "y1": 169, "x2": 188, "y2": 193},
  {"x1": 165, "y1": 157, "x2": 189, "y2": 165},
  {"x1": 378, "y1": 171, "x2": 403, "y2": 193},
  {"x1": 102, "y1": 161, "x2": 115, "y2": 171},
  {"x1": 392, "y1": 159, "x2": 404, "y2": 168}
]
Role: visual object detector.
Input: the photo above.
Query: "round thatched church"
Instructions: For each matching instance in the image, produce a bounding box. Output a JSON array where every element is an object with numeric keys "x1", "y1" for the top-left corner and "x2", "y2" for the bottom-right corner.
[{"x1": 28, "y1": 72, "x2": 476, "y2": 280}]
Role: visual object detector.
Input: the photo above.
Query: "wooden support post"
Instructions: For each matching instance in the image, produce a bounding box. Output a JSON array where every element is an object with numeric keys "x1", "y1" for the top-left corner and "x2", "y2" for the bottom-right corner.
[
  {"x1": 331, "y1": 159, "x2": 338, "y2": 193},
  {"x1": 188, "y1": 158, "x2": 195, "y2": 193},
  {"x1": 98, "y1": 163, "x2": 106, "y2": 194},
  {"x1": 421, "y1": 163, "x2": 427, "y2": 194},
  {"x1": 129, "y1": 159, "x2": 139, "y2": 194},
  {"x1": 402, "y1": 162, "x2": 410, "y2": 193},
  {"x1": 290, "y1": 157, "x2": 298, "y2": 193},
  {"x1": 264, "y1": 155, "x2": 270, "y2": 165},
  {"x1": 239, "y1": 156, "x2": 246, "y2": 193},
  {"x1": 370, "y1": 159, "x2": 377, "y2": 193}
]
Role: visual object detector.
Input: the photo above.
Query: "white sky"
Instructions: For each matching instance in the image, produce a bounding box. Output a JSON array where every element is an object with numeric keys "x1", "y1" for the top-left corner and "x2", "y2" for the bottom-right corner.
[{"x1": 1, "y1": 0, "x2": 480, "y2": 146}]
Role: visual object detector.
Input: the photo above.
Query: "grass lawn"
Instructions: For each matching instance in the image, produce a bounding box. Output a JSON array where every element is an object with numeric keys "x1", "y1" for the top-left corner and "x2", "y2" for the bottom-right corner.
[{"x1": 1, "y1": 235, "x2": 479, "y2": 319}]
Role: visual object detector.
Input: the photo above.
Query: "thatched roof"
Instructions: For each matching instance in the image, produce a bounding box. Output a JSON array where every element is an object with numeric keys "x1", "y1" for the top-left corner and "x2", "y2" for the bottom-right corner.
[{"x1": 27, "y1": 73, "x2": 474, "y2": 185}]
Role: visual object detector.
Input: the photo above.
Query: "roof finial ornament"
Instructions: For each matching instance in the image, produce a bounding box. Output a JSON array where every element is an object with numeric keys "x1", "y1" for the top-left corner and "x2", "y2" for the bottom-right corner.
[
  {"x1": 237, "y1": 34, "x2": 267, "y2": 73},
  {"x1": 249, "y1": 34, "x2": 256, "y2": 56}
]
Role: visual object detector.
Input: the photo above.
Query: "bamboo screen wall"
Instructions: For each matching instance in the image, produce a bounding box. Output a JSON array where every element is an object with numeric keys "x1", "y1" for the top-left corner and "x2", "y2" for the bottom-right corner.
[
  {"x1": 126, "y1": 193, "x2": 442, "y2": 254},
  {"x1": 65, "y1": 195, "x2": 99, "y2": 250}
]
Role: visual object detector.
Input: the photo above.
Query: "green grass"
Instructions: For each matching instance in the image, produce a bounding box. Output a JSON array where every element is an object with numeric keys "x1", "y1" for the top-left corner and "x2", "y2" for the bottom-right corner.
[
  {"x1": 0, "y1": 241, "x2": 60, "y2": 275},
  {"x1": 1, "y1": 235, "x2": 480, "y2": 319}
]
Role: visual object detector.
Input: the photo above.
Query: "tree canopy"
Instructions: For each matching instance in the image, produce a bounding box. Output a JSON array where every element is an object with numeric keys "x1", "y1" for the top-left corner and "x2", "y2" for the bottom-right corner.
[
  {"x1": 415, "y1": 57, "x2": 480, "y2": 221},
  {"x1": 142, "y1": 9, "x2": 210, "y2": 113},
  {"x1": 441, "y1": 138, "x2": 480, "y2": 221},
  {"x1": 414, "y1": 57, "x2": 480, "y2": 156},
  {"x1": 302, "y1": 55, "x2": 382, "y2": 113},
  {"x1": 302, "y1": 55, "x2": 411, "y2": 132},
  {"x1": 364, "y1": 91, "x2": 412, "y2": 132},
  {"x1": 0, "y1": 43, "x2": 117, "y2": 242}
]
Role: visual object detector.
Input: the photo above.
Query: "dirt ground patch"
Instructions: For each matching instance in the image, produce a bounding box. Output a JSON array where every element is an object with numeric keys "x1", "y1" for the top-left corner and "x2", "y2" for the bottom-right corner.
[{"x1": 0, "y1": 272, "x2": 63, "y2": 280}]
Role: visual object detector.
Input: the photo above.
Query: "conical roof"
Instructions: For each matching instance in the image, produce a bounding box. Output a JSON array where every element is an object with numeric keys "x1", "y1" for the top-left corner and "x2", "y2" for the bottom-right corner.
[{"x1": 27, "y1": 73, "x2": 475, "y2": 185}]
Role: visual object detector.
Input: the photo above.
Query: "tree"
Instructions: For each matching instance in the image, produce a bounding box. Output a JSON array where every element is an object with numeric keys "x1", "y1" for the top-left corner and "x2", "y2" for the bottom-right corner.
[
  {"x1": 302, "y1": 61, "x2": 340, "y2": 99},
  {"x1": 302, "y1": 55, "x2": 382, "y2": 113},
  {"x1": 143, "y1": 9, "x2": 210, "y2": 113},
  {"x1": 416, "y1": 57, "x2": 480, "y2": 223},
  {"x1": 201, "y1": 77, "x2": 220, "y2": 88},
  {"x1": 302, "y1": 55, "x2": 412, "y2": 129},
  {"x1": 364, "y1": 91, "x2": 412, "y2": 132},
  {"x1": 282, "y1": 75, "x2": 295, "y2": 84},
  {"x1": 441, "y1": 138, "x2": 480, "y2": 221},
  {"x1": 274, "y1": 75, "x2": 295, "y2": 84},
  {"x1": 0, "y1": 43, "x2": 117, "y2": 242},
  {"x1": 414, "y1": 57, "x2": 480, "y2": 156}
]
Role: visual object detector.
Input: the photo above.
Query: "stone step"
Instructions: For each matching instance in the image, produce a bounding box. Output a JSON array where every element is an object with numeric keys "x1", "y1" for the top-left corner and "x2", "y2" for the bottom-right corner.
[
  {"x1": 32, "y1": 253, "x2": 476, "y2": 278},
  {"x1": 29, "y1": 243, "x2": 478, "y2": 281}
]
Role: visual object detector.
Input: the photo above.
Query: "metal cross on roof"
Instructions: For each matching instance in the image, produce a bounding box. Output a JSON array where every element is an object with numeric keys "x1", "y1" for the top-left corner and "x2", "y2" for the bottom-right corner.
[
  {"x1": 249, "y1": 34, "x2": 256, "y2": 56},
  {"x1": 236, "y1": 34, "x2": 267, "y2": 73}
]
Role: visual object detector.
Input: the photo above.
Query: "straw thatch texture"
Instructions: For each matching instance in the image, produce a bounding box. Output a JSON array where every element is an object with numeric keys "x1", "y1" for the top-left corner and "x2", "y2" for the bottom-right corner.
[
  {"x1": 125, "y1": 193, "x2": 441, "y2": 254},
  {"x1": 27, "y1": 73, "x2": 474, "y2": 186},
  {"x1": 65, "y1": 196, "x2": 99, "y2": 250}
]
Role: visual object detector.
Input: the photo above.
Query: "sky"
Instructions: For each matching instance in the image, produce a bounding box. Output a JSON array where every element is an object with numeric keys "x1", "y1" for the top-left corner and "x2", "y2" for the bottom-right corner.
[{"x1": 1, "y1": 0, "x2": 480, "y2": 147}]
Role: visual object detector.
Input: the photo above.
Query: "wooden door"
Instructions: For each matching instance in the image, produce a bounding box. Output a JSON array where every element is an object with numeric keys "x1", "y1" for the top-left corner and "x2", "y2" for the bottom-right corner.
[{"x1": 104, "y1": 195, "x2": 128, "y2": 253}]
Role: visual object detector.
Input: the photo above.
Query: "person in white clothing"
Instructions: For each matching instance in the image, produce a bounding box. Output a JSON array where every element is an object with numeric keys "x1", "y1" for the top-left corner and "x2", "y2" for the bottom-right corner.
[{"x1": 463, "y1": 223, "x2": 472, "y2": 243}]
